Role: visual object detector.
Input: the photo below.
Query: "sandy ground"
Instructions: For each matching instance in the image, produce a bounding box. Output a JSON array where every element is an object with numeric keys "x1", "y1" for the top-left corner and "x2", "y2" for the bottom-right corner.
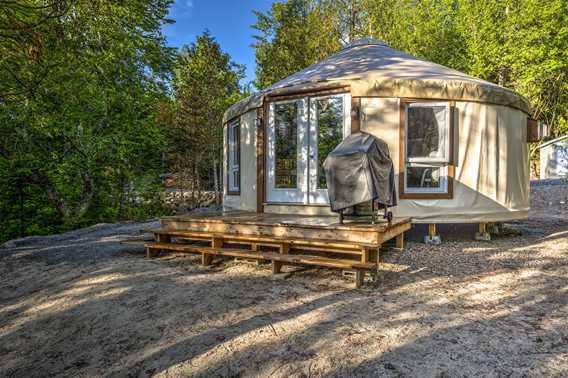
[{"x1": 1, "y1": 182, "x2": 567, "y2": 377}]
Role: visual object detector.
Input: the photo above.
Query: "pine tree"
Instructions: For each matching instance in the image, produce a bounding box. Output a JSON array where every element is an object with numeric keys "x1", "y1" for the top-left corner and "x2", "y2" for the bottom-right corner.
[{"x1": 169, "y1": 32, "x2": 244, "y2": 206}]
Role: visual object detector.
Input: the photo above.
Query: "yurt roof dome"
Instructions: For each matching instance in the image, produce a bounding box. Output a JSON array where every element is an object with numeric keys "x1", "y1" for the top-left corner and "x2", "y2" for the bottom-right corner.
[{"x1": 224, "y1": 39, "x2": 530, "y2": 122}]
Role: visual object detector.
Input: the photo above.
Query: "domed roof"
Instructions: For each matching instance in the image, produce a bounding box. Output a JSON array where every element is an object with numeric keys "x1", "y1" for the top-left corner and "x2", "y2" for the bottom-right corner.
[{"x1": 225, "y1": 40, "x2": 529, "y2": 122}]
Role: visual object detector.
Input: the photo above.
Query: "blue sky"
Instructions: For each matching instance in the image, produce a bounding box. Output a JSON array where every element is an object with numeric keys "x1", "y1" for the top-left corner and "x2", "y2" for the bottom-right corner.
[{"x1": 163, "y1": 0, "x2": 275, "y2": 85}]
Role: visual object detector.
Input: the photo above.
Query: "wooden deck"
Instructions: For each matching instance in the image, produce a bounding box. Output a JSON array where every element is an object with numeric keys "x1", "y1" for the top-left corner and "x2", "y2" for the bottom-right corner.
[{"x1": 145, "y1": 212, "x2": 411, "y2": 288}]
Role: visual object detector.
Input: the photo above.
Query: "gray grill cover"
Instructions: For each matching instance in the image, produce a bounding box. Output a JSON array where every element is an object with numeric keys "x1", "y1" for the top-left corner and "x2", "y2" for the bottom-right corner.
[{"x1": 323, "y1": 132, "x2": 397, "y2": 212}]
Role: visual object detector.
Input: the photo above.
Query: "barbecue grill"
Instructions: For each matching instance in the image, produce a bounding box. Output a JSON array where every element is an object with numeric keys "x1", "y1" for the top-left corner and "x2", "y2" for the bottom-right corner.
[{"x1": 323, "y1": 132, "x2": 397, "y2": 224}]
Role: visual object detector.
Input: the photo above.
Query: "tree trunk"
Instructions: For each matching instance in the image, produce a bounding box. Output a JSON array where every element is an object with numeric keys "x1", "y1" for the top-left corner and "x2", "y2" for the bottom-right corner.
[
  {"x1": 18, "y1": 184, "x2": 24, "y2": 238},
  {"x1": 118, "y1": 175, "x2": 126, "y2": 220},
  {"x1": 190, "y1": 161, "x2": 196, "y2": 208},
  {"x1": 196, "y1": 160, "x2": 202, "y2": 207},
  {"x1": 30, "y1": 170, "x2": 95, "y2": 223},
  {"x1": 213, "y1": 158, "x2": 220, "y2": 206}
]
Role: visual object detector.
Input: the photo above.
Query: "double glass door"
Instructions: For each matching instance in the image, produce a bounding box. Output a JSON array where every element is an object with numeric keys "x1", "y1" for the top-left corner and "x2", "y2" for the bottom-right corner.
[{"x1": 266, "y1": 94, "x2": 351, "y2": 204}]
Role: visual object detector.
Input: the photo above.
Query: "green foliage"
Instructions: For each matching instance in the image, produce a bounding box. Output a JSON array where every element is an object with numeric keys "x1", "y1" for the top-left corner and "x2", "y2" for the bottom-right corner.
[
  {"x1": 252, "y1": 0, "x2": 343, "y2": 89},
  {"x1": 454, "y1": 0, "x2": 568, "y2": 132},
  {"x1": 253, "y1": 0, "x2": 568, "y2": 137},
  {"x1": 0, "y1": 0, "x2": 175, "y2": 243},
  {"x1": 167, "y1": 32, "x2": 245, "y2": 204}
]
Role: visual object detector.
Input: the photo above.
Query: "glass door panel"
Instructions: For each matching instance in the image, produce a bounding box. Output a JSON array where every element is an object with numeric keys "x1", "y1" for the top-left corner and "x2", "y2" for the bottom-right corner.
[
  {"x1": 308, "y1": 94, "x2": 351, "y2": 204},
  {"x1": 265, "y1": 94, "x2": 350, "y2": 205},
  {"x1": 266, "y1": 99, "x2": 308, "y2": 203}
]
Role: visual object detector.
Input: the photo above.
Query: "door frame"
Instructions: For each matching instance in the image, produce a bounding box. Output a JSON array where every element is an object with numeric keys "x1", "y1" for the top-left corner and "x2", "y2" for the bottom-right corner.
[
  {"x1": 265, "y1": 98, "x2": 309, "y2": 203},
  {"x1": 265, "y1": 92, "x2": 351, "y2": 205}
]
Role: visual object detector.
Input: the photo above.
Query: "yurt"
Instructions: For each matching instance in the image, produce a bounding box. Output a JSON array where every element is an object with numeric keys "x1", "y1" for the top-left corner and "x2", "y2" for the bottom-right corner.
[{"x1": 222, "y1": 39, "x2": 533, "y2": 224}]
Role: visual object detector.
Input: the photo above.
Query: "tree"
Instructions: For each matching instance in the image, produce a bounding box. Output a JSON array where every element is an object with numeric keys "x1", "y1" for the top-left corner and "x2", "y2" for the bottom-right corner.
[
  {"x1": 0, "y1": 0, "x2": 175, "y2": 241},
  {"x1": 168, "y1": 32, "x2": 244, "y2": 206},
  {"x1": 253, "y1": 0, "x2": 568, "y2": 136},
  {"x1": 252, "y1": 0, "x2": 343, "y2": 89}
]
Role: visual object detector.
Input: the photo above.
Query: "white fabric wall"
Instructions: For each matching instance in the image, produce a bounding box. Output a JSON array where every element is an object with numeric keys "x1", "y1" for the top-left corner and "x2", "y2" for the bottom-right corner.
[
  {"x1": 223, "y1": 109, "x2": 257, "y2": 211},
  {"x1": 361, "y1": 98, "x2": 529, "y2": 223}
]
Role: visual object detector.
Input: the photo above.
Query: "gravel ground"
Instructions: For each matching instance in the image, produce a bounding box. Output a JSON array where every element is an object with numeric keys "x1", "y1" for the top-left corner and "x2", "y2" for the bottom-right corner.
[{"x1": 1, "y1": 183, "x2": 567, "y2": 377}]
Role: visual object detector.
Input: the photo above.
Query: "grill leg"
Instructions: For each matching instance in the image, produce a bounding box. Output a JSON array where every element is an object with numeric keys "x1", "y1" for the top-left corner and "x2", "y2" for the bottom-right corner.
[{"x1": 339, "y1": 210, "x2": 344, "y2": 224}]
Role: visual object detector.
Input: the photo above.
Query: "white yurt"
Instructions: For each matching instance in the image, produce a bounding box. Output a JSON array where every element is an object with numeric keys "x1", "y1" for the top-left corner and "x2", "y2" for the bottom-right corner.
[{"x1": 222, "y1": 39, "x2": 532, "y2": 223}]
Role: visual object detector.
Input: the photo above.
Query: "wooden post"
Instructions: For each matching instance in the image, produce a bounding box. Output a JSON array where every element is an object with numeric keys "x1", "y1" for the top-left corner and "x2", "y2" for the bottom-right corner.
[
  {"x1": 395, "y1": 232, "x2": 405, "y2": 250},
  {"x1": 425, "y1": 223, "x2": 441, "y2": 245},
  {"x1": 256, "y1": 107, "x2": 265, "y2": 213},
  {"x1": 147, "y1": 234, "x2": 168, "y2": 258},
  {"x1": 146, "y1": 247, "x2": 156, "y2": 258},
  {"x1": 355, "y1": 246, "x2": 370, "y2": 288},
  {"x1": 375, "y1": 246, "x2": 381, "y2": 282},
  {"x1": 203, "y1": 236, "x2": 221, "y2": 266},
  {"x1": 475, "y1": 222, "x2": 491, "y2": 241},
  {"x1": 272, "y1": 242, "x2": 289, "y2": 274},
  {"x1": 251, "y1": 242, "x2": 266, "y2": 265},
  {"x1": 154, "y1": 234, "x2": 172, "y2": 256},
  {"x1": 428, "y1": 224, "x2": 436, "y2": 238}
]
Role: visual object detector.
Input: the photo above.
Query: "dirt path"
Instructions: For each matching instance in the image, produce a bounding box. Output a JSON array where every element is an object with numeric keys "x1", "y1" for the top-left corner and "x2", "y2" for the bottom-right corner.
[{"x1": 1, "y1": 184, "x2": 567, "y2": 377}]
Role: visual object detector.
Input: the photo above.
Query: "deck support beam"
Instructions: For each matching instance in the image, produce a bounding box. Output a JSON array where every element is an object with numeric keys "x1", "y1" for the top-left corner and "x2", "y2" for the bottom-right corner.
[
  {"x1": 251, "y1": 242, "x2": 266, "y2": 265},
  {"x1": 475, "y1": 222, "x2": 491, "y2": 241},
  {"x1": 146, "y1": 247, "x2": 156, "y2": 258},
  {"x1": 203, "y1": 237, "x2": 222, "y2": 266},
  {"x1": 272, "y1": 242, "x2": 289, "y2": 274},
  {"x1": 425, "y1": 224, "x2": 441, "y2": 245},
  {"x1": 147, "y1": 233, "x2": 171, "y2": 257},
  {"x1": 356, "y1": 246, "x2": 371, "y2": 288},
  {"x1": 395, "y1": 232, "x2": 405, "y2": 250}
]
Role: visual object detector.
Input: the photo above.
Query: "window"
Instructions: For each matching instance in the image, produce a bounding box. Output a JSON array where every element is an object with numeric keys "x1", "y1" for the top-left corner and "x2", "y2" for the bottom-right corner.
[
  {"x1": 227, "y1": 120, "x2": 240, "y2": 194},
  {"x1": 274, "y1": 101, "x2": 299, "y2": 189},
  {"x1": 403, "y1": 102, "x2": 453, "y2": 196}
]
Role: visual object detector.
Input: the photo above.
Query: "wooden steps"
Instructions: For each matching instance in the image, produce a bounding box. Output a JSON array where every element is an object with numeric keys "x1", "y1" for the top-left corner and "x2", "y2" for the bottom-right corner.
[
  {"x1": 145, "y1": 242, "x2": 377, "y2": 271},
  {"x1": 145, "y1": 228, "x2": 373, "y2": 253},
  {"x1": 145, "y1": 213, "x2": 410, "y2": 288}
]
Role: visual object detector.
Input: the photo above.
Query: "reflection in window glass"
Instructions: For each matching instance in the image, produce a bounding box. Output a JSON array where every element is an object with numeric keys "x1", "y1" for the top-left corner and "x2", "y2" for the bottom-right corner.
[
  {"x1": 317, "y1": 97, "x2": 344, "y2": 189},
  {"x1": 406, "y1": 166, "x2": 442, "y2": 189},
  {"x1": 407, "y1": 106, "x2": 447, "y2": 160},
  {"x1": 228, "y1": 121, "x2": 239, "y2": 191},
  {"x1": 274, "y1": 102, "x2": 298, "y2": 188}
]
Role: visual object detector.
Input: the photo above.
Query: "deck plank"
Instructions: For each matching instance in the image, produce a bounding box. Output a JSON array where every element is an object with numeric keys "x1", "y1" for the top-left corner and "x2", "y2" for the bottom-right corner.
[
  {"x1": 162, "y1": 211, "x2": 409, "y2": 232},
  {"x1": 144, "y1": 242, "x2": 377, "y2": 270},
  {"x1": 145, "y1": 227, "x2": 372, "y2": 251},
  {"x1": 160, "y1": 212, "x2": 411, "y2": 246}
]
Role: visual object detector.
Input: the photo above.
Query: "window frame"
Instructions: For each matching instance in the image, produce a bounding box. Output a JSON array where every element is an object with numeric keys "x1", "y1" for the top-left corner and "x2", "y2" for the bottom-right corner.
[
  {"x1": 399, "y1": 99, "x2": 455, "y2": 200},
  {"x1": 405, "y1": 102, "x2": 451, "y2": 164},
  {"x1": 226, "y1": 118, "x2": 241, "y2": 195}
]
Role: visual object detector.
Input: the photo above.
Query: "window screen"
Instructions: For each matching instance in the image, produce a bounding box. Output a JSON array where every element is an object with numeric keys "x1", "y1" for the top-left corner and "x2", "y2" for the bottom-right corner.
[{"x1": 404, "y1": 102, "x2": 451, "y2": 194}]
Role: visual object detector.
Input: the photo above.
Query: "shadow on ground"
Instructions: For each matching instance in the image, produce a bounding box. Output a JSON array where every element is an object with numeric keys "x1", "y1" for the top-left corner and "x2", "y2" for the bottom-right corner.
[{"x1": 0, "y1": 214, "x2": 567, "y2": 377}]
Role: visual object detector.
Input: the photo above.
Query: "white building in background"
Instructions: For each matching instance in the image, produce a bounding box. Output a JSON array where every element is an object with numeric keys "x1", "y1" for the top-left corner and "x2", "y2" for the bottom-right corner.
[{"x1": 539, "y1": 135, "x2": 568, "y2": 179}]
